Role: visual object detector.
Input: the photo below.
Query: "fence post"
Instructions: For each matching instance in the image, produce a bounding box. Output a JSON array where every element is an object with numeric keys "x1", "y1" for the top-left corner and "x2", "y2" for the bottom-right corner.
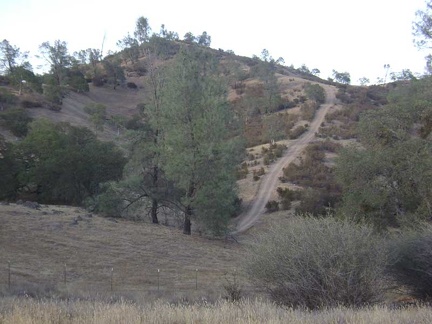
[
  {"x1": 110, "y1": 267, "x2": 114, "y2": 292},
  {"x1": 195, "y1": 269, "x2": 198, "y2": 290},
  {"x1": 157, "y1": 269, "x2": 160, "y2": 291},
  {"x1": 8, "y1": 261, "x2": 10, "y2": 290}
]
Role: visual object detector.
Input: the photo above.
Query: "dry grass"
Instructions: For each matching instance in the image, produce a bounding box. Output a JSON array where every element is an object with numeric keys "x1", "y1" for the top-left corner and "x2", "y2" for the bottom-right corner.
[
  {"x1": 0, "y1": 204, "x2": 246, "y2": 296},
  {"x1": 1, "y1": 297, "x2": 431, "y2": 324}
]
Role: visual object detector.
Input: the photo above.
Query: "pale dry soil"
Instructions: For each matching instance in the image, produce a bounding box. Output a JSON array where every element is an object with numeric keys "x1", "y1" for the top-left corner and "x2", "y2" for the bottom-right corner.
[{"x1": 235, "y1": 85, "x2": 338, "y2": 233}]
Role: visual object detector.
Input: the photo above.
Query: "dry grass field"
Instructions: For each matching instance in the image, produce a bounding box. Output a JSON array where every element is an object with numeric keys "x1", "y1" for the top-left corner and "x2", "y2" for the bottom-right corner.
[
  {"x1": 1, "y1": 297, "x2": 432, "y2": 324},
  {"x1": 0, "y1": 203, "x2": 248, "y2": 299}
]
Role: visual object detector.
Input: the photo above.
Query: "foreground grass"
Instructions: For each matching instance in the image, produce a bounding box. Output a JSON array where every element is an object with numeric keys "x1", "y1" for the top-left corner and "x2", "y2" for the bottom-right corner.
[{"x1": 1, "y1": 298, "x2": 431, "y2": 324}]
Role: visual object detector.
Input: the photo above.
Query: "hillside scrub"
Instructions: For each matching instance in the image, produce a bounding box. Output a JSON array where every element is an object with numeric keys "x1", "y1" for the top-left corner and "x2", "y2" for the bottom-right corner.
[
  {"x1": 281, "y1": 141, "x2": 341, "y2": 215},
  {"x1": 245, "y1": 216, "x2": 388, "y2": 309},
  {"x1": 388, "y1": 225, "x2": 432, "y2": 301},
  {"x1": 335, "y1": 77, "x2": 432, "y2": 229},
  {"x1": 12, "y1": 119, "x2": 126, "y2": 205}
]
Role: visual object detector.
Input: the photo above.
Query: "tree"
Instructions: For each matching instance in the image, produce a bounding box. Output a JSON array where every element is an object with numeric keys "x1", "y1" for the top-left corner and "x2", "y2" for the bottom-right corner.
[
  {"x1": 39, "y1": 40, "x2": 72, "y2": 87},
  {"x1": 252, "y1": 49, "x2": 283, "y2": 113},
  {"x1": 116, "y1": 33, "x2": 139, "y2": 64},
  {"x1": 304, "y1": 83, "x2": 326, "y2": 104},
  {"x1": 332, "y1": 69, "x2": 351, "y2": 84},
  {"x1": 197, "y1": 31, "x2": 211, "y2": 47},
  {"x1": 39, "y1": 40, "x2": 73, "y2": 105},
  {"x1": 117, "y1": 49, "x2": 176, "y2": 224},
  {"x1": 183, "y1": 32, "x2": 195, "y2": 44},
  {"x1": 134, "y1": 16, "x2": 152, "y2": 45},
  {"x1": 0, "y1": 40, "x2": 39, "y2": 93},
  {"x1": 358, "y1": 77, "x2": 370, "y2": 86},
  {"x1": 0, "y1": 40, "x2": 30, "y2": 76},
  {"x1": 159, "y1": 46, "x2": 241, "y2": 235},
  {"x1": 102, "y1": 56, "x2": 125, "y2": 89},
  {"x1": 0, "y1": 135, "x2": 20, "y2": 200},
  {"x1": 413, "y1": 0, "x2": 432, "y2": 50},
  {"x1": 311, "y1": 68, "x2": 321, "y2": 76},
  {"x1": 15, "y1": 119, "x2": 126, "y2": 205},
  {"x1": 74, "y1": 48, "x2": 102, "y2": 79},
  {"x1": 335, "y1": 77, "x2": 432, "y2": 229}
]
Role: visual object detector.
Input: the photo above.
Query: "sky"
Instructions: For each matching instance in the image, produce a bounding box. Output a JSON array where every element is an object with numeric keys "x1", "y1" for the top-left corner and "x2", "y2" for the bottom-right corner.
[{"x1": 0, "y1": 0, "x2": 429, "y2": 84}]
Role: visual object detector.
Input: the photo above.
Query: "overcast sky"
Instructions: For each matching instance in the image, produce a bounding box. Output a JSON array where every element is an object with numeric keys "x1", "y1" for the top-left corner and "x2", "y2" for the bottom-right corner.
[{"x1": 0, "y1": 0, "x2": 429, "y2": 84}]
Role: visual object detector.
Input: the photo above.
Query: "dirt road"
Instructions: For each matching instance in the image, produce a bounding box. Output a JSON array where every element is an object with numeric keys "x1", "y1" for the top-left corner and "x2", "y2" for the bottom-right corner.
[{"x1": 234, "y1": 85, "x2": 337, "y2": 233}]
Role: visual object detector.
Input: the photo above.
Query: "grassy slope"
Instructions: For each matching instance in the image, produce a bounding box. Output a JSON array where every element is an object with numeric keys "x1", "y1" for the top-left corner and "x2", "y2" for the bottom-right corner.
[{"x1": 0, "y1": 203, "x2": 246, "y2": 297}]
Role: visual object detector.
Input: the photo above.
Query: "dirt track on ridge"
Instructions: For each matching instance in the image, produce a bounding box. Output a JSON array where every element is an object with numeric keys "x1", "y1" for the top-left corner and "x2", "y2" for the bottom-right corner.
[{"x1": 234, "y1": 85, "x2": 337, "y2": 234}]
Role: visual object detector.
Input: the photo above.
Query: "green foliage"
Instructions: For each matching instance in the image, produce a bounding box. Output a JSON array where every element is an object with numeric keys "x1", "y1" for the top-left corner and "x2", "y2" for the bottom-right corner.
[
  {"x1": 102, "y1": 56, "x2": 125, "y2": 89},
  {"x1": 84, "y1": 103, "x2": 106, "y2": 132},
  {"x1": 0, "y1": 88, "x2": 18, "y2": 108},
  {"x1": 250, "y1": 50, "x2": 283, "y2": 113},
  {"x1": 67, "y1": 69, "x2": 89, "y2": 92},
  {"x1": 0, "y1": 108, "x2": 32, "y2": 137},
  {"x1": 304, "y1": 83, "x2": 326, "y2": 104},
  {"x1": 0, "y1": 135, "x2": 19, "y2": 200},
  {"x1": 159, "y1": 46, "x2": 242, "y2": 234},
  {"x1": 245, "y1": 216, "x2": 388, "y2": 309},
  {"x1": 265, "y1": 200, "x2": 279, "y2": 212},
  {"x1": 282, "y1": 142, "x2": 341, "y2": 215},
  {"x1": 332, "y1": 70, "x2": 351, "y2": 84},
  {"x1": 389, "y1": 225, "x2": 432, "y2": 301},
  {"x1": 276, "y1": 187, "x2": 301, "y2": 210},
  {"x1": 336, "y1": 77, "x2": 432, "y2": 229},
  {"x1": 15, "y1": 119, "x2": 126, "y2": 205}
]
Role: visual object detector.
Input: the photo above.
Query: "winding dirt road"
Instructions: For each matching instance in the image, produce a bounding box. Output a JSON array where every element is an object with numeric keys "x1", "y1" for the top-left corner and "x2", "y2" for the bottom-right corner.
[{"x1": 234, "y1": 85, "x2": 337, "y2": 234}]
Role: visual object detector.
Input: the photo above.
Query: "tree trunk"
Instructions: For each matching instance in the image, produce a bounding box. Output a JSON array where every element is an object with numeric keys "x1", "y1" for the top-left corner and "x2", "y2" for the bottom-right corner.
[
  {"x1": 183, "y1": 205, "x2": 192, "y2": 235},
  {"x1": 151, "y1": 163, "x2": 159, "y2": 224},
  {"x1": 151, "y1": 198, "x2": 159, "y2": 224}
]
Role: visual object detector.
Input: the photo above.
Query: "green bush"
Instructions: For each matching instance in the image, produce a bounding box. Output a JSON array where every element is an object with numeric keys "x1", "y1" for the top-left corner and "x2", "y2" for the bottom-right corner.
[
  {"x1": 265, "y1": 200, "x2": 279, "y2": 213},
  {"x1": 389, "y1": 225, "x2": 432, "y2": 301},
  {"x1": 304, "y1": 83, "x2": 326, "y2": 104},
  {"x1": 245, "y1": 216, "x2": 388, "y2": 309},
  {"x1": 0, "y1": 108, "x2": 32, "y2": 137}
]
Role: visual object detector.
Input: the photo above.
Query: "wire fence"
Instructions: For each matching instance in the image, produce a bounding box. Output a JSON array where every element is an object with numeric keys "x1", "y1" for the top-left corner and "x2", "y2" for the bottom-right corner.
[{"x1": 0, "y1": 261, "x2": 250, "y2": 297}]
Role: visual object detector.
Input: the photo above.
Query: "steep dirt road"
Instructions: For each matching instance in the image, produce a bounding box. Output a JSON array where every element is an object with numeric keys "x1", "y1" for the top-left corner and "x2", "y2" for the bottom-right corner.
[{"x1": 234, "y1": 85, "x2": 337, "y2": 233}]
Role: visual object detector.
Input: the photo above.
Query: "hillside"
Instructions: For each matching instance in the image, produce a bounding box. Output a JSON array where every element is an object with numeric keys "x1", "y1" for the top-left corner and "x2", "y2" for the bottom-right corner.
[{"x1": 0, "y1": 202, "x2": 246, "y2": 299}]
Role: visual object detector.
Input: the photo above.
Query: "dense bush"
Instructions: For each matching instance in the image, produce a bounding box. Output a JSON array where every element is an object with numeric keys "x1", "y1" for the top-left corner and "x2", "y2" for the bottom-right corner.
[
  {"x1": 389, "y1": 225, "x2": 432, "y2": 301},
  {"x1": 265, "y1": 200, "x2": 279, "y2": 212},
  {"x1": 245, "y1": 216, "x2": 388, "y2": 309},
  {"x1": 289, "y1": 125, "x2": 307, "y2": 139},
  {"x1": 14, "y1": 120, "x2": 127, "y2": 205},
  {"x1": 304, "y1": 83, "x2": 326, "y2": 104},
  {"x1": 0, "y1": 108, "x2": 32, "y2": 137}
]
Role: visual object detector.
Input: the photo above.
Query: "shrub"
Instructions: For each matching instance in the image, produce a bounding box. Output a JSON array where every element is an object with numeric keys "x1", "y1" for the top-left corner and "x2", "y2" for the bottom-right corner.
[
  {"x1": 289, "y1": 125, "x2": 307, "y2": 139},
  {"x1": 304, "y1": 83, "x2": 326, "y2": 104},
  {"x1": 127, "y1": 82, "x2": 138, "y2": 89},
  {"x1": 389, "y1": 225, "x2": 432, "y2": 301},
  {"x1": 265, "y1": 200, "x2": 279, "y2": 213},
  {"x1": 0, "y1": 108, "x2": 32, "y2": 137},
  {"x1": 245, "y1": 216, "x2": 388, "y2": 309},
  {"x1": 21, "y1": 99, "x2": 43, "y2": 108}
]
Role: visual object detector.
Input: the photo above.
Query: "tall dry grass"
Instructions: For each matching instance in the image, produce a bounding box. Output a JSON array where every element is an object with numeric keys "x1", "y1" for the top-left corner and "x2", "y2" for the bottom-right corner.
[{"x1": 1, "y1": 297, "x2": 432, "y2": 324}]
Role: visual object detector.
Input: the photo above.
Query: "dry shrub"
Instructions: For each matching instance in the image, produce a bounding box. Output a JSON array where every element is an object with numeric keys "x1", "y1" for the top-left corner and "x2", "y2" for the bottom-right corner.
[
  {"x1": 289, "y1": 125, "x2": 307, "y2": 139},
  {"x1": 245, "y1": 216, "x2": 388, "y2": 309},
  {"x1": 389, "y1": 225, "x2": 432, "y2": 301}
]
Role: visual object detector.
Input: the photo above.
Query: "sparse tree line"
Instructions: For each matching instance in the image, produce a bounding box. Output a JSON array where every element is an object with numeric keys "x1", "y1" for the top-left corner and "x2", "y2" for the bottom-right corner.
[
  {"x1": 0, "y1": 23, "x2": 243, "y2": 236},
  {"x1": 0, "y1": 16, "x2": 214, "y2": 111}
]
